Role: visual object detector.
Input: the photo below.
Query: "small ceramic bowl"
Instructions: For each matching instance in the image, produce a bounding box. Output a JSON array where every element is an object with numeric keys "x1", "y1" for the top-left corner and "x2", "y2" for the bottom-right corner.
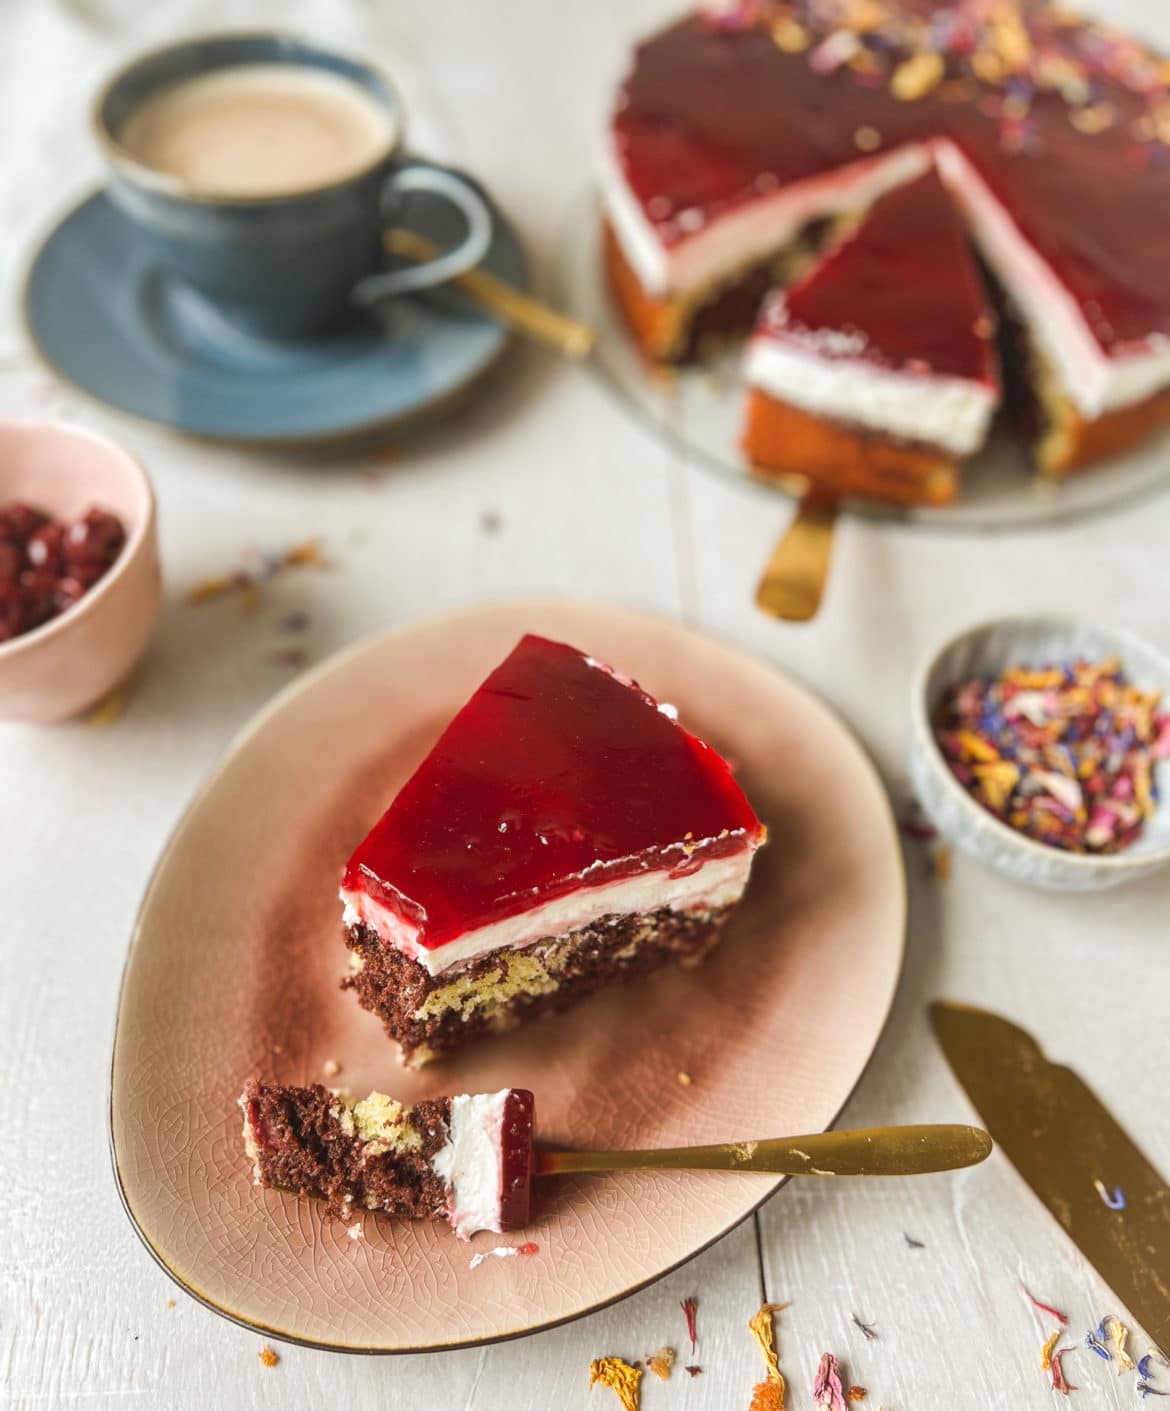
[
  {"x1": 909, "y1": 614, "x2": 1170, "y2": 890},
  {"x1": 0, "y1": 419, "x2": 160, "y2": 723}
]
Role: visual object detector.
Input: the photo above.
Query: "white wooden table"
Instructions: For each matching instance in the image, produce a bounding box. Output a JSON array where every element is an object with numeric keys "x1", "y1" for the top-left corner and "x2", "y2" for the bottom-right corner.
[{"x1": 2, "y1": 1, "x2": 1169, "y2": 1407}]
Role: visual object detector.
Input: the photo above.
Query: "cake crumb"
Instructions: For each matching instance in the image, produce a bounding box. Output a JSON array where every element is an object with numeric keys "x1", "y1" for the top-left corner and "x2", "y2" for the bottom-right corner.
[
  {"x1": 322, "y1": 1058, "x2": 341, "y2": 1078},
  {"x1": 258, "y1": 1346, "x2": 279, "y2": 1368},
  {"x1": 685, "y1": 1365, "x2": 703, "y2": 1377},
  {"x1": 848, "y1": 1389, "x2": 867, "y2": 1402},
  {"x1": 853, "y1": 125, "x2": 881, "y2": 152},
  {"x1": 932, "y1": 844, "x2": 953, "y2": 882},
  {"x1": 677, "y1": 1071, "x2": 693, "y2": 1087},
  {"x1": 165, "y1": 1300, "x2": 175, "y2": 1309}
]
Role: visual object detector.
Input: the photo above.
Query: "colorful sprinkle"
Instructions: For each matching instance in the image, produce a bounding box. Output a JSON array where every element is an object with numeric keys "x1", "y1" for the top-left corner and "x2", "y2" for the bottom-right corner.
[{"x1": 934, "y1": 657, "x2": 1168, "y2": 855}]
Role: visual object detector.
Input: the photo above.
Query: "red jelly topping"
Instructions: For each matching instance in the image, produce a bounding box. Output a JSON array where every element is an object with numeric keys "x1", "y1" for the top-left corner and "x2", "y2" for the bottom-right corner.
[
  {"x1": 0, "y1": 501, "x2": 126, "y2": 644},
  {"x1": 615, "y1": 12, "x2": 1170, "y2": 356},
  {"x1": 760, "y1": 168, "x2": 998, "y2": 384},
  {"x1": 497, "y1": 1088, "x2": 535, "y2": 1232},
  {"x1": 344, "y1": 634, "x2": 763, "y2": 950}
]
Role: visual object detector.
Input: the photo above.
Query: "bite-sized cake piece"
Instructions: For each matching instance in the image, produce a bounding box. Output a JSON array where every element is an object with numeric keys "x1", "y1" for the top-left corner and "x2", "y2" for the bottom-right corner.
[
  {"x1": 742, "y1": 167, "x2": 999, "y2": 506},
  {"x1": 605, "y1": 2, "x2": 1170, "y2": 472},
  {"x1": 341, "y1": 634, "x2": 765, "y2": 1066},
  {"x1": 240, "y1": 1079, "x2": 534, "y2": 1239}
]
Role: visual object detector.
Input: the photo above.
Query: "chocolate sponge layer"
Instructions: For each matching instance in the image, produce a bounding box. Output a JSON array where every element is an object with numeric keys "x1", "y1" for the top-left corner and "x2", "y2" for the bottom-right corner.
[{"x1": 342, "y1": 904, "x2": 734, "y2": 1067}]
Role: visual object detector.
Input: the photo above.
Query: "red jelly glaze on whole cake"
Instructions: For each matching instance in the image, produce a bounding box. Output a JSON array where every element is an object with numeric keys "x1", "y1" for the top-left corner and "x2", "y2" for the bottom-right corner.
[
  {"x1": 615, "y1": 9, "x2": 1170, "y2": 358},
  {"x1": 761, "y1": 166, "x2": 998, "y2": 383},
  {"x1": 343, "y1": 634, "x2": 763, "y2": 954}
]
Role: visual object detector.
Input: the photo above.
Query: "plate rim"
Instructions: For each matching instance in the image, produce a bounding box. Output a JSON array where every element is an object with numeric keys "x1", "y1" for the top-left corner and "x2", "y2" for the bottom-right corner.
[
  {"x1": 21, "y1": 186, "x2": 523, "y2": 450},
  {"x1": 108, "y1": 595, "x2": 908, "y2": 1354}
]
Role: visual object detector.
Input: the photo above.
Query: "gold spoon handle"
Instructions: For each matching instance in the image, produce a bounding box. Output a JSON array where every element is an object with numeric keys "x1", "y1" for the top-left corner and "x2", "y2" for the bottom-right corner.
[
  {"x1": 755, "y1": 497, "x2": 839, "y2": 622},
  {"x1": 383, "y1": 228, "x2": 595, "y2": 359},
  {"x1": 536, "y1": 1124, "x2": 993, "y2": 1179}
]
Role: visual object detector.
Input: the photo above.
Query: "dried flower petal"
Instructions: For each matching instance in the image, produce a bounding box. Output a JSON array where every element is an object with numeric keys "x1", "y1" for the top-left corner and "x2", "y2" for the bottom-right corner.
[
  {"x1": 590, "y1": 1358, "x2": 642, "y2": 1411},
  {"x1": 1023, "y1": 1286, "x2": 1069, "y2": 1325},
  {"x1": 681, "y1": 1296, "x2": 698, "y2": 1352},
  {"x1": 1103, "y1": 1315, "x2": 1136, "y2": 1371},
  {"x1": 1051, "y1": 1346, "x2": 1077, "y2": 1395},
  {"x1": 750, "y1": 1381, "x2": 786, "y2": 1411},
  {"x1": 1041, "y1": 1329, "x2": 1062, "y2": 1370},
  {"x1": 891, "y1": 50, "x2": 945, "y2": 99},
  {"x1": 748, "y1": 1302, "x2": 790, "y2": 1381},
  {"x1": 1093, "y1": 1179, "x2": 1126, "y2": 1210},
  {"x1": 646, "y1": 1347, "x2": 675, "y2": 1381},
  {"x1": 852, "y1": 1315, "x2": 878, "y2": 1342},
  {"x1": 813, "y1": 1353, "x2": 847, "y2": 1411}
]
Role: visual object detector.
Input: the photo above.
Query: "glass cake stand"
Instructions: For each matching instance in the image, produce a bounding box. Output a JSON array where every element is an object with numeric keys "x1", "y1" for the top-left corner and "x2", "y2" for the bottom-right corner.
[{"x1": 554, "y1": 194, "x2": 1170, "y2": 534}]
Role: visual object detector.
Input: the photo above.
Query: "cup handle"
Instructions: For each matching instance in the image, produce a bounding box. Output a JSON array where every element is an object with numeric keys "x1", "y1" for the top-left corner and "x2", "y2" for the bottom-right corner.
[{"x1": 351, "y1": 162, "x2": 493, "y2": 306}]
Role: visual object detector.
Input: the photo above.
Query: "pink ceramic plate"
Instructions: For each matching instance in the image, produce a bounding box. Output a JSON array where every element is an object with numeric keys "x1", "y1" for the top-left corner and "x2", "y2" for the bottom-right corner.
[{"x1": 110, "y1": 599, "x2": 906, "y2": 1352}]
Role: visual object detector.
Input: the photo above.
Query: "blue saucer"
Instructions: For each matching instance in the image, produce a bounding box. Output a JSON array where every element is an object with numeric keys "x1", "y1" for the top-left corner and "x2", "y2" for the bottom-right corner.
[{"x1": 24, "y1": 189, "x2": 524, "y2": 445}]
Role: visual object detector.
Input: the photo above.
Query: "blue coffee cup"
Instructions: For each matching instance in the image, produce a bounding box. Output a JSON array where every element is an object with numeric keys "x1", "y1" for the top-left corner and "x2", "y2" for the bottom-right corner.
[{"x1": 93, "y1": 33, "x2": 494, "y2": 340}]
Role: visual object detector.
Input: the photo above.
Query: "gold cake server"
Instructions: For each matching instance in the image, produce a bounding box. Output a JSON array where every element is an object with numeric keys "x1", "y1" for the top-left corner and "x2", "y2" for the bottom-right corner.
[
  {"x1": 537, "y1": 1123, "x2": 992, "y2": 1178},
  {"x1": 932, "y1": 1000, "x2": 1170, "y2": 1356},
  {"x1": 755, "y1": 496, "x2": 839, "y2": 623},
  {"x1": 384, "y1": 228, "x2": 595, "y2": 359}
]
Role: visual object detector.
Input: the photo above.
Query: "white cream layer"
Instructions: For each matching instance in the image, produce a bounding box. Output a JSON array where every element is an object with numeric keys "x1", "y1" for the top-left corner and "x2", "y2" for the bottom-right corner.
[
  {"x1": 601, "y1": 137, "x2": 931, "y2": 299},
  {"x1": 431, "y1": 1091, "x2": 509, "y2": 1240},
  {"x1": 933, "y1": 139, "x2": 1170, "y2": 418},
  {"x1": 341, "y1": 842, "x2": 756, "y2": 977},
  {"x1": 744, "y1": 333, "x2": 997, "y2": 455}
]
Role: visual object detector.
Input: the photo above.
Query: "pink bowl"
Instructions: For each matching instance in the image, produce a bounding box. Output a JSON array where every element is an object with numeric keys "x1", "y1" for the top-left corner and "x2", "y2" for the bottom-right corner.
[{"x1": 0, "y1": 419, "x2": 160, "y2": 722}]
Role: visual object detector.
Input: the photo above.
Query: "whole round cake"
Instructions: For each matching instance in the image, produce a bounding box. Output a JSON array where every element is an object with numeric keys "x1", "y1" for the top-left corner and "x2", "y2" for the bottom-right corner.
[{"x1": 603, "y1": 0, "x2": 1170, "y2": 503}]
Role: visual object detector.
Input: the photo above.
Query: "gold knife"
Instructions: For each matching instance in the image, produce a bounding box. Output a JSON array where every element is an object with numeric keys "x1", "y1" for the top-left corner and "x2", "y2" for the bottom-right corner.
[
  {"x1": 932, "y1": 1000, "x2": 1170, "y2": 1357},
  {"x1": 537, "y1": 1123, "x2": 992, "y2": 1178}
]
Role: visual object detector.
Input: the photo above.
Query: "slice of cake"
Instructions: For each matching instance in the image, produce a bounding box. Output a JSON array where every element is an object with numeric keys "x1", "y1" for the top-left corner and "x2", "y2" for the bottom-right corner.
[
  {"x1": 340, "y1": 634, "x2": 766, "y2": 1066},
  {"x1": 741, "y1": 167, "x2": 1000, "y2": 507},
  {"x1": 240, "y1": 1079, "x2": 534, "y2": 1239}
]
